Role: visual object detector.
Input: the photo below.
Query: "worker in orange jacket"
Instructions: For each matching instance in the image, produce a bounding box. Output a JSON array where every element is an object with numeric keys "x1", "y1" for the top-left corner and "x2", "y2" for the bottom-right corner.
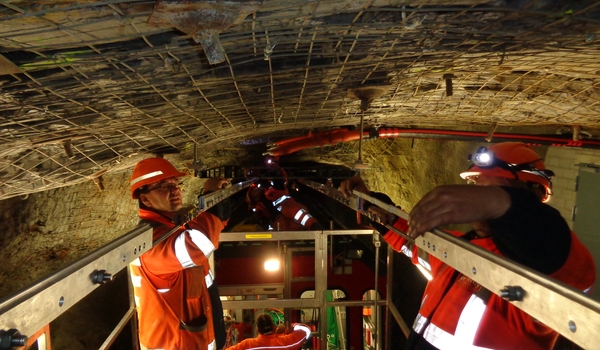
[
  {"x1": 340, "y1": 142, "x2": 596, "y2": 350},
  {"x1": 226, "y1": 314, "x2": 311, "y2": 350},
  {"x1": 246, "y1": 183, "x2": 322, "y2": 231},
  {"x1": 129, "y1": 157, "x2": 230, "y2": 350}
]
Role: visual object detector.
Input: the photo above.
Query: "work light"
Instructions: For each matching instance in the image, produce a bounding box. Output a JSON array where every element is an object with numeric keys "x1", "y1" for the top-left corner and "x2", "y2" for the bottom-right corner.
[{"x1": 469, "y1": 146, "x2": 494, "y2": 167}]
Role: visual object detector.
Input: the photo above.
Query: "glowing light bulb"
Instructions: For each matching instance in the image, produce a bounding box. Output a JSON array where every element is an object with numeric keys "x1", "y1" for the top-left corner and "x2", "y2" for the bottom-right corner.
[
  {"x1": 264, "y1": 259, "x2": 280, "y2": 271},
  {"x1": 477, "y1": 153, "x2": 491, "y2": 164}
]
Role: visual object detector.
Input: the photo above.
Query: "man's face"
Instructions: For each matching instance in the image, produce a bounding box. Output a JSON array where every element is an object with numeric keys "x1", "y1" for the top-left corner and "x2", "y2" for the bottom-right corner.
[
  {"x1": 139, "y1": 177, "x2": 183, "y2": 212},
  {"x1": 249, "y1": 187, "x2": 265, "y2": 203}
]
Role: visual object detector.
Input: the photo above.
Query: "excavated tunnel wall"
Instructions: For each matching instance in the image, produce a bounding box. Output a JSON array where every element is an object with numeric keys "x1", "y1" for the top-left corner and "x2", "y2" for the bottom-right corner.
[{"x1": 0, "y1": 139, "x2": 599, "y2": 349}]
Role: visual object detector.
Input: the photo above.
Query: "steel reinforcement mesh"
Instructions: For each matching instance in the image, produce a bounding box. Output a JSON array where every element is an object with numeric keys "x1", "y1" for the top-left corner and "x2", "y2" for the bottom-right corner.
[{"x1": 1, "y1": 0, "x2": 600, "y2": 199}]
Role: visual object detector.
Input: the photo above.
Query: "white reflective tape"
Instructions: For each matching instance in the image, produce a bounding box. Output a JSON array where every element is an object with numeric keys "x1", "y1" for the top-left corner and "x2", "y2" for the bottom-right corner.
[
  {"x1": 454, "y1": 294, "x2": 486, "y2": 343},
  {"x1": 272, "y1": 195, "x2": 291, "y2": 206},
  {"x1": 157, "y1": 288, "x2": 170, "y2": 293},
  {"x1": 131, "y1": 275, "x2": 142, "y2": 288},
  {"x1": 131, "y1": 258, "x2": 141, "y2": 266},
  {"x1": 300, "y1": 214, "x2": 312, "y2": 226},
  {"x1": 276, "y1": 205, "x2": 282, "y2": 212},
  {"x1": 417, "y1": 256, "x2": 431, "y2": 271},
  {"x1": 293, "y1": 324, "x2": 312, "y2": 339},
  {"x1": 134, "y1": 295, "x2": 140, "y2": 306},
  {"x1": 140, "y1": 346, "x2": 165, "y2": 350},
  {"x1": 401, "y1": 245, "x2": 413, "y2": 258},
  {"x1": 423, "y1": 295, "x2": 490, "y2": 350},
  {"x1": 187, "y1": 229, "x2": 215, "y2": 258},
  {"x1": 208, "y1": 339, "x2": 215, "y2": 350},
  {"x1": 584, "y1": 285, "x2": 593, "y2": 294},
  {"x1": 413, "y1": 313, "x2": 429, "y2": 333},
  {"x1": 174, "y1": 232, "x2": 196, "y2": 268},
  {"x1": 131, "y1": 170, "x2": 163, "y2": 186},
  {"x1": 205, "y1": 270, "x2": 214, "y2": 288},
  {"x1": 294, "y1": 209, "x2": 306, "y2": 221}
]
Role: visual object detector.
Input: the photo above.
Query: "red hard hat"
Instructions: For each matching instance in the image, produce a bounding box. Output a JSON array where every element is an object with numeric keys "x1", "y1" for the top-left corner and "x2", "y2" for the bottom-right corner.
[
  {"x1": 460, "y1": 142, "x2": 553, "y2": 202},
  {"x1": 130, "y1": 158, "x2": 186, "y2": 199}
]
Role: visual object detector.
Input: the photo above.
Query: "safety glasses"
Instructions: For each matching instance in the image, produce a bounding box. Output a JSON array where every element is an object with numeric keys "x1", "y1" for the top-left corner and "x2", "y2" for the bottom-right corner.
[{"x1": 144, "y1": 181, "x2": 183, "y2": 193}]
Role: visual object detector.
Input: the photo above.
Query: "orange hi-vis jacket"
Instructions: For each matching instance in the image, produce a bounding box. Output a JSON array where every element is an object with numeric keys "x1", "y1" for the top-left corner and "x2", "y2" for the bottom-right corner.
[
  {"x1": 130, "y1": 208, "x2": 226, "y2": 350},
  {"x1": 383, "y1": 218, "x2": 595, "y2": 350},
  {"x1": 264, "y1": 188, "x2": 317, "y2": 230},
  {"x1": 226, "y1": 324, "x2": 311, "y2": 350}
]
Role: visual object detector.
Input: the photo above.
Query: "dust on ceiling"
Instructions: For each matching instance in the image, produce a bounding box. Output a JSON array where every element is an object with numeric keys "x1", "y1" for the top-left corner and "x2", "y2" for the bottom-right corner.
[{"x1": 0, "y1": 0, "x2": 599, "y2": 200}]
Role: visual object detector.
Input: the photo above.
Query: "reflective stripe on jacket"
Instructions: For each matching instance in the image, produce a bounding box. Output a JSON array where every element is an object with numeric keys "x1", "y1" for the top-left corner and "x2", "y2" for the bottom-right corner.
[
  {"x1": 274, "y1": 197, "x2": 317, "y2": 229},
  {"x1": 226, "y1": 324, "x2": 311, "y2": 350},
  {"x1": 130, "y1": 208, "x2": 225, "y2": 350},
  {"x1": 383, "y1": 218, "x2": 595, "y2": 350}
]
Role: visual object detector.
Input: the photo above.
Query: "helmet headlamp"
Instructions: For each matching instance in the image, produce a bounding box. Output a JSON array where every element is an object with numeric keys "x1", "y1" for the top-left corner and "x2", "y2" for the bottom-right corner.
[
  {"x1": 467, "y1": 146, "x2": 555, "y2": 181},
  {"x1": 470, "y1": 146, "x2": 494, "y2": 167}
]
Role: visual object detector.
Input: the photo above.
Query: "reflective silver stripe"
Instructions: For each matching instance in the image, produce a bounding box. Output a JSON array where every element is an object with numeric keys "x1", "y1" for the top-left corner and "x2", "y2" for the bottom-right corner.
[
  {"x1": 134, "y1": 295, "x2": 140, "y2": 306},
  {"x1": 272, "y1": 195, "x2": 291, "y2": 206},
  {"x1": 423, "y1": 295, "x2": 490, "y2": 350},
  {"x1": 300, "y1": 214, "x2": 312, "y2": 226},
  {"x1": 242, "y1": 328, "x2": 309, "y2": 350},
  {"x1": 174, "y1": 229, "x2": 215, "y2": 268},
  {"x1": 294, "y1": 209, "x2": 306, "y2": 221},
  {"x1": 584, "y1": 285, "x2": 593, "y2": 294},
  {"x1": 174, "y1": 232, "x2": 196, "y2": 268},
  {"x1": 293, "y1": 324, "x2": 312, "y2": 339},
  {"x1": 187, "y1": 229, "x2": 215, "y2": 258},
  {"x1": 207, "y1": 339, "x2": 215, "y2": 350},
  {"x1": 131, "y1": 275, "x2": 142, "y2": 288},
  {"x1": 413, "y1": 313, "x2": 429, "y2": 333},
  {"x1": 131, "y1": 258, "x2": 141, "y2": 266},
  {"x1": 130, "y1": 170, "x2": 163, "y2": 186},
  {"x1": 205, "y1": 270, "x2": 214, "y2": 288},
  {"x1": 400, "y1": 244, "x2": 413, "y2": 258},
  {"x1": 417, "y1": 256, "x2": 431, "y2": 271},
  {"x1": 276, "y1": 205, "x2": 282, "y2": 212},
  {"x1": 157, "y1": 289, "x2": 170, "y2": 293},
  {"x1": 140, "y1": 346, "x2": 165, "y2": 350}
]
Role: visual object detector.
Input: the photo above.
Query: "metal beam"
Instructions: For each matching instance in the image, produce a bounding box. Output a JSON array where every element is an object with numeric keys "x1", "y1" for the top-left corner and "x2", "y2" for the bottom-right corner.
[{"x1": 300, "y1": 179, "x2": 600, "y2": 349}]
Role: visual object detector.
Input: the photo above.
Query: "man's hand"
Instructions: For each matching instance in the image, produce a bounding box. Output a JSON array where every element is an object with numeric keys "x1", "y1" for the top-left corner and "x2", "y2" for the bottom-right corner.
[
  {"x1": 172, "y1": 205, "x2": 199, "y2": 226},
  {"x1": 203, "y1": 177, "x2": 230, "y2": 193},
  {"x1": 339, "y1": 176, "x2": 369, "y2": 197},
  {"x1": 408, "y1": 185, "x2": 511, "y2": 238}
]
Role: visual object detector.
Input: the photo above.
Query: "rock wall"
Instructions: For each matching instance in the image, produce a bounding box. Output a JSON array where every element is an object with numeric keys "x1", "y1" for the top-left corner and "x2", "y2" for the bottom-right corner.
[
  {"x1": 0, "y1": 140, "x2": 566, "y2": 298},
  {"x1": 0, "y1": 156, "x2": 207, "y2": 299},
  {"x1": 2, "y1": 139, "x2": 592, "y2": 350}
]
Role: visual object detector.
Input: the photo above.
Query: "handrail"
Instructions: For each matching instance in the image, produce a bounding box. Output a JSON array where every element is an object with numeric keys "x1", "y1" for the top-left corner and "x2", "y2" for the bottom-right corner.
[
  {"x1": 0, "y1": 179, "x2": 256, "y2": 346},
  {"x1": 300, "y1": 179, "x2": 600, "y2": 349}
]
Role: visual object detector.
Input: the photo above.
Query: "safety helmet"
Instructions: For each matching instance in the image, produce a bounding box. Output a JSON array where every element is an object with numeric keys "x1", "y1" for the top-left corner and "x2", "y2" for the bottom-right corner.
[
  {"x1": 246, "y1": 183, "x2": 265, "y2": 206},
  {"x1": 130, "y1": 158, "x2": 187, "y2": 199},
  {"x1": 460, "y1": 142, "x2": 554, "y2": 202}
]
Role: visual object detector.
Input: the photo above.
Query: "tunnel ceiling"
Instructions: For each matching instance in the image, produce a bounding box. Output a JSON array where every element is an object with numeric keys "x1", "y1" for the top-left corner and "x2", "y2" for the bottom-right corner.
[{"x1": 1, "y1": 0, "x2": 600, "y2": 200}]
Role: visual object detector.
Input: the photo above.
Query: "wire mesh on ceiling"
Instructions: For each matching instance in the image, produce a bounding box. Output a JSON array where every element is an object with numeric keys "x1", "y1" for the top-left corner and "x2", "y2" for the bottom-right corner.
[{"x1": 0, "y1": 0, "x2": 600, "y2": 200}]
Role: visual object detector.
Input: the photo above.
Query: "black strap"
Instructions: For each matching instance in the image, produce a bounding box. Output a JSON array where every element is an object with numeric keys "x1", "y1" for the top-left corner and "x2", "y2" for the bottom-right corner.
[
  {"x1": 179, "y1": 315, "x2": 208, "y2": 332},
  {"x1": 139, "y1": 218, "x2": 224, "y2": 344},
  {"x1": 403, "y1": 330, "x2": 439, "y2": 350},
  {"x1": 208, "y1": 281, "x2": 227, "y2": 350}
]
